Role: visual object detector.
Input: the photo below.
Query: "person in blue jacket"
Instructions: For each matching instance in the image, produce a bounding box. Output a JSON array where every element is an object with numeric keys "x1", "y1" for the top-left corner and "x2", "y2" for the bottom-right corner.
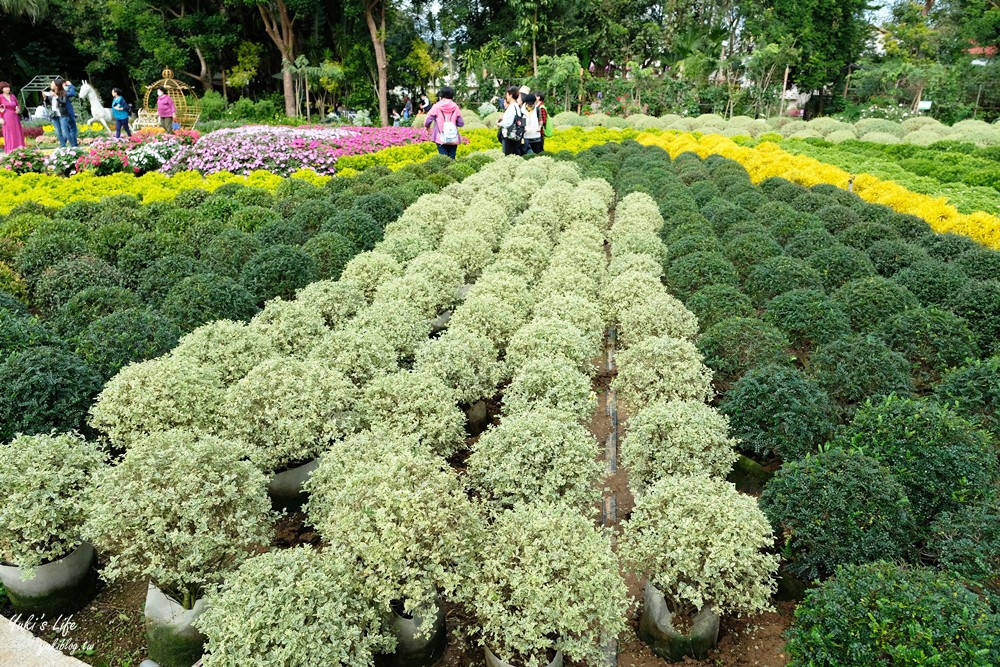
[{"x1": 111, "y1": 88, "x2": 131, "y2": 138}]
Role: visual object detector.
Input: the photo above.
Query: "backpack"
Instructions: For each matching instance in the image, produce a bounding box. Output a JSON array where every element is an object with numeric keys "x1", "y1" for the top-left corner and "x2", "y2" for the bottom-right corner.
[
  {"x1": 440, "y1": 107, "x2": 460, "y2": 145},
  {"x1": 542, "y1": 105, "x2": 552, "y2": 137},
  {"x1": 504, "y1": 105, "x2": 526, "y2": 141}
]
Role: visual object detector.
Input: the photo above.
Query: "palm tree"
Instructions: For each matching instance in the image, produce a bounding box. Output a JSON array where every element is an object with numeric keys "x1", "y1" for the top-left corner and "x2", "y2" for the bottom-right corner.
[{"x1": 0, "y1": 0, "x2": 49, "y2": 20}]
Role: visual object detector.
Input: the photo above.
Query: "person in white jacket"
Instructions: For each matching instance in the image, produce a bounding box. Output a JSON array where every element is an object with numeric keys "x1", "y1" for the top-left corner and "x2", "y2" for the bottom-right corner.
[
  {"x1": 522, "y1": 92, "x2": 542, "y2": 154},
  {"x1": 497, "y1": 85, "x2": 524, "y2": 156}
]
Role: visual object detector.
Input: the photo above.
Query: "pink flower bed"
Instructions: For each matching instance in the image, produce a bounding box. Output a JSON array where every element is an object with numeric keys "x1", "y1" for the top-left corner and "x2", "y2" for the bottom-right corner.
[{"x1": 161, "y1": 125, "x2": 429, "y2": 176}]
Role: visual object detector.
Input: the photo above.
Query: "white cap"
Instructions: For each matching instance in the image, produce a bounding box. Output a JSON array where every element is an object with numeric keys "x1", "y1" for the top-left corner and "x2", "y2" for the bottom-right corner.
[{"x1": 519, "y1": 85, "x2": 531, "y2": 95}]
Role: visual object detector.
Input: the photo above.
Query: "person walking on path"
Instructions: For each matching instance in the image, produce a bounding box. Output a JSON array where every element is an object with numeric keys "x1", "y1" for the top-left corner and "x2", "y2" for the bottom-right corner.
[
  {"x1": 497, "y1": 85, "x2": 524, "y2": 156},
  {"x1": 424, "y1": 86, "x2": 464, "y2": 159},
  {"x1": 111, "y1": 88, "x2": 132, "y2": 139},
  {"x1": 0, "y1": 81, "x2": 26, "y2": 152},
  {"x1": 156, "y1": 87, "x2": 175, "y2": 134},
  {"x1": 42, "y1": 79, "x2": 76, "y2": 147}
]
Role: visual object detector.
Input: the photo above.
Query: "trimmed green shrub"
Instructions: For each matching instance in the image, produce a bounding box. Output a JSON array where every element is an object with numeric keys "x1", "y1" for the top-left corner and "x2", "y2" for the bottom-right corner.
[
  {"x1": 809, "y1": 335, "x2": 912, "y2": 406},
  {"x1": 744, "y1": 256, "x2": 824, "y2": 306},
  {"x1": 138, "y1": 254, "x2": 210, "y2": 303},
  {"x1": 301, "y1": 232, "x2": 357, "y2": 281},
  {"x1": 893, "y1": 259, "x2": 969, "y2": 307},
  {"x1": 0, "y1": 347, "x2": 102, "y2": 441},
  {"x1": 702, "y1": 199, "x2": 751, "y2": 235},
  {"x1": 838, "y1": 397, "x2": 998, "y2": 524},
  {"x1": 14, "y1": 226, "x2": 88, "y2": 283},
  {"x1": 785, "y1": 562, "x2": 1000, "y2": 667},
  {"x1": 832, "y1": 276, "x2": 920, "y2": 332},
  {"x1": 927, "y1": 496, "x2": 999, "y2": 594},
  {"x1": 352, "y1": 192, "x2": 404, "y2": 229},
  {"x1": 33, "y1": 255, "x2": 124, "y2": 313},
  {"x1": 723, "y1": 232, "x2": 783, "y2": 276},
  {"x1": 685, "y1": 284, "x2": 754, "y2": 331},
  {"x1": 957, "y1": 249, "x2": 1000, "y2": 282},
  {"x1": 950, "y1": 280, "x2": 1000, "y2": 354},
  {"x1": 116, "y1": 231, "x2": 177, "y2": 278},
  {"x1": 866, "y1": 239, "x2": 929, "y2": 277},
  {"x1": 785, "y1": 227, "x2": 837, "y2": 259},
  {"x1": 808, "y1": 244, "x2": 876, "y2": 289},
  {"x1": 721, "y1": 364, "x2": 837, "y2": 461},
  {"x1": 665, "y1": 251, "x2": 739, "y2": 298},
  {"x1": 0, "y1": 290, "x2": 28, "y2": 316},
  {"x1": 0, "y1": 310, "x2": 61, "y2": 358},
  {"x1": 229, "y1": 206, "x2": 279, "y2": 234},
  {"x1": 697, "y1": 316, "x2": 790, "y2": 384},
  {"x1": 240, "y1": 244, "x2": 319, "y2": 303},
  {"x1": 87, "y1": 221, "x2": 141, "y2": 266},
  {"x1": 877, "y1": 307, "x2": 978, "y2": 389},
  {"x1": 760, "y1": 449, "x2": 917, "y2": 580},
  {"x1": 763, "y1": 288, "x2": 851, "y2": 350},
  {"x1": 201, "y1": 229, "x2": 261, "y2": 277},
  {"x1": 837, "y1": 222, "x2": 899, "y2": 250},
  {"x1": 320, "y1": 211, "x2": 383, "y2": 253},
  {"x1": 74, "y1": 308, "x2": 182, "y2": 379},
  {"x1": 934, "y1": 356, "x2": 1000, "y2": 440},
  {"x1": 920, "y1": 232, "x2": 981, "y2": 262},
  {"x1": 252, "y1": 218, "x2": 310, "y2": 247},
  {"x1": 160, "y1": 274, "x2": 259, "y2": 333},
  {"x1": 885, "y1": 212, "x2": 932, "y2": 241}
]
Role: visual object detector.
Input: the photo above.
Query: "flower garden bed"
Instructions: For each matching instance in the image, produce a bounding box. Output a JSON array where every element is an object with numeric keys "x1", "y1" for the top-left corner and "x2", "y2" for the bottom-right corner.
[{"x1": 1, "y1": 137, "x2": 998, "y2": 667}]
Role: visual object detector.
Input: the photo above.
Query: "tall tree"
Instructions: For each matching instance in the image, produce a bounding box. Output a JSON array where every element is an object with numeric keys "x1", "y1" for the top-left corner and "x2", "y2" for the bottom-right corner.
[
  {"x1": 0, "y1": 0, "x2": 48, "y2": 19},
  {"x1": 363, "y1": 0, "x2": 390, "y2": 125}
]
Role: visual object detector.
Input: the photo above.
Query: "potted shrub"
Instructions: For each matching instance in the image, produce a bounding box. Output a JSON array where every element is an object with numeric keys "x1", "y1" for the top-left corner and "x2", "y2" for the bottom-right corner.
[
  {"x1": 466, "y1": 409, "x2": 604, "y2": 512},
  {"x1": 466, "y1": 502, "x2": 629, "y2": 667},
  {"x1": 0, "y1": 432, "x2": 105, "y2": 617},
  {"x1": 84, "y1": 429, "x2": 273, "y2": 667},
  {"x1": 502, "y1": 356, "x2": 596, "y2": 424},
  {"x1": 304, "y1": 436, "x2": 482, "y2": 666},
  {"x1": 611, "y1": 335, "x2": 714, "y2": 408},
  {"x1": 619, "y1": 475, "x2": 779, "y2": 661},
  {"x1": 197, "y1": 546, "x2": 395, "y2": 666}
]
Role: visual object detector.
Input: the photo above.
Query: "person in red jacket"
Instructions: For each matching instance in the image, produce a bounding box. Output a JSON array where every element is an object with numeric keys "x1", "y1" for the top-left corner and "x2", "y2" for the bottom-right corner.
[{"x1": 156, "y1": 87, "x2": 176, "y2": 134}]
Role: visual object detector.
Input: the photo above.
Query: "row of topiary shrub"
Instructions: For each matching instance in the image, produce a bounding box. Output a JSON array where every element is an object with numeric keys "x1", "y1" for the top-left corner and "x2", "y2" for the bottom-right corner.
[
  {"x1": 0, "y1": 154, "x2": 492, "y2": 442},
  {"x1": 569, "y1": 140, "x2": 1000, "y2": 665}
]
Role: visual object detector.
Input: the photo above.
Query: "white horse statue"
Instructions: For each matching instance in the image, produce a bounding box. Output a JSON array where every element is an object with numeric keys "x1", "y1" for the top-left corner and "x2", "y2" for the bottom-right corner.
[{"x1": 78, "y1": 81, "x2": 114, "y2": 133}]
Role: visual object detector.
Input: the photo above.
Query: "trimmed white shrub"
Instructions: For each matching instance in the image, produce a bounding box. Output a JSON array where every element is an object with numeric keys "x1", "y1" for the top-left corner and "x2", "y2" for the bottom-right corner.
[
  {"x1": 172, "y1": 320, "x2": 279, "y2": 385},
  {"x1": 618, "y1": 292, "x2": 699, "y2": 347},
  {"x1": 247, "y1": 297, "x2": 329, "y2": 357},
  {"x1": 534, "y1": 293, "x2": 604, "y2": 354},
  {"x1": 220, "y1": 357, "x2": 361, "y2": 473},
  {"x1": 506, "y1": 317, "x2": 594, "y2": 375},
  {"x1": 612, "y1": 335, "x2": 714, "y2": 406},
  {"x1": 860, "y1": 131, "x2": 903, "y2": 144},
  {"x1": 619, "y1": 474, "x2": 779, "y2": 615},
  {"x1": 340, "y1": 251, "x2": 403, "y2": 301},
  {"x1": 363, "y1": 369, "x2": 466, "y2": 458},
  {"x1": 622, "y1": 400, "x2": 739, "y2": 491},
  {"x1": 415, "y1": 326, "x2": 503, "y2": 405},
  {"x1": 294, "y1": 279, "x2": 366, "y2": 328},
  {"x1": 826, "y1": 129, "x2": 857, "y2": 143},
  {"x1": 405, "y1": 251, "x2": 464, "y2": 309},
  {"x1": 307, "y1": 326, "x2": 398, "y2": 387},
  {"x1": 466, "y1": 409, "x2": 604, "y2": 511},
  {"x1": 352, "y1": 298, "x2": 432, "y2": 358},
  {"x1": 608, "y1": 252, "x2": 663, "y2": 279},
  {"x1": 502, "y1": 356, "x2": 597, "y2": 423},
  {"x1": 373, "y1": 274, "x2": 442, "y2": 318},
  {"x1": 600, "y1": 270, "x2": 665, "y2": 327}
]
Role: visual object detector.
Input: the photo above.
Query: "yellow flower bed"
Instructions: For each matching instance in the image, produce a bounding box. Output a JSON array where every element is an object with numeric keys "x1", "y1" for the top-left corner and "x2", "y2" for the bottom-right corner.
[
  {"x1": 0, "y1": 127, "x2": 641, "y2": 214},
  {"x1": 638, "y1": 132, "x2": 1000, "y2": 249}
]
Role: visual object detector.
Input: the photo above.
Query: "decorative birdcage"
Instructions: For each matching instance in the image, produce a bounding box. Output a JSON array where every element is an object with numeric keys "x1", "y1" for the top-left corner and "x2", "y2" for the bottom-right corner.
[{"x1": 134, "y1": 68, "x2": 201, "y2": 131}]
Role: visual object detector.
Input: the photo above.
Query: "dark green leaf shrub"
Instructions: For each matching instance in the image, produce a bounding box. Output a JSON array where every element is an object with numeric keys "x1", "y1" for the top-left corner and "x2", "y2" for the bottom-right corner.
[
  {"x1": 832, "y1": 276, "x2": 920, "y2": 332},
  {"x1": 33, "y1": 255, "x2": 124, "y2": 313},
  {"x1": 781, "y1": 228, "x2": 834, "y2": 263},
  {"x1": 230, "y1": 206, "x2": 280, "y2": 234},
  {"x1": 758, "y1": 176, "x2": 792, "y2": 196},
  {"x1": 172, "y1": 188, "x2": 210, "y2": 209},
  {"x1": 302, "y1": 233, "x2": 358, "y2": 281},
  {"x1": 290, "y1": 199, "x2": 334, "y2": 234},
  {"x1": 726, "y1": 221, "x2": 770, "y2": 238},
  {"x1": 877, "y1": 307, "x2": 978, "y2": 389},
  {"x1": 180, "y1": 219, "x2": 227, "y2": 256},
  {"x1": 856, "y1": 202, "x2": 895, "y2": 225},
  {"x1": 666, "y1": 234, "x2": 724, "y2": 262},
  {"x1": 664, "y1": 210, "x2": 711, "y2": 235},
  {"x1": 231, "y1": 186, "x2": 275, "y2": 209},
  {"x1": 920, "y1": 232, "x2": 980, "y2": 262},
  {"x1": 761, "y1": 450, "x2": 917, "y2": 581},
  {"x1": 686, "y1": 180, "x2": 719, "y2": 203},
  {"x1": 151, "y1": 207, "x2": 197, "y2": 236},
  {"x1": 86, "y1": 221, "x2": 141, "y2": 266},
  {"x1": 763, "y1": 289, "x2": 851, "y2": 349},
  {"x1": 792, "y1": 192, "x2": 827, "y2": 214},
  {"x1": 0, "y1": 347, "x2": 102, "y2": 441},
  {"x1": 815, "y1": 204, "x2": 862, "y2": 234},
  {"x1": 696, "y1": 316, "x2": 790, "y2": 384},
  {"x1": 701, "y1": 199, "x2": 750, "y2": 235},
  {"x1": 54, "y1": 199, "x2": 102, "y2": 226},
  {"x1": 664, "y1": 220, "x2": 716, "y2": 246},
  {"x1": 252, "y1": 219, "x2": 310, "y2": 247},
  {"x1": 202, "y1": 230, "x2": 262, "y2": 277},
  {"x1": 75, "y1": 308, "x2": 181, "y2": 379},
  {"x1": 665, "y1": 251, "x2": 739, "y2": 298},
  {"x1": 893, "y1": 259, "x2": 969, "y2": 307},
  {"x1": 927, "y1": 497, "x2": 999, "y2": 594},
  {"x1": 731, "y1": 190, "x2": 768, "y2": 212},
  {"x1": 837, "y1": 222, "x2": 899, "y2": 251},
  {"x1": 320, "y1": 211, "x2": 383, "y2": 252},
  {"x1": 885, "y1": 212, "x2": 932, "y2": 240},
  {"x1": 839, "y1": 397, "x2": 998, "y2": 523},
  {"x1": 240, "y1": 244, "x2": 319, "y2": 303},
  {"x1": 934, "y1": 357, "x2": 1000, "y2": 440},
  {"x1": 138, "y1": 254, "x2": 210, "y2": 303},
  {"x1": 53, "y1": 286, "x2": 142, "y2": 338},
  {"x1": 811, "y1": 183, "x2": 858, "y2": 207},
  {"x1": 197, "y1": 196, "x2": 244, "y2": 224},
  {"x1": 808, "y1": 244, "x2": 876, "y2": 289},
  {"x1": 744, "y1": 256, "x2": 824, "y2": 306},
  {"x1": 116, "y1": 231, "x2": 177, "y2": 279},
  {"x1": 809, "y1": 335, "x2": 912, "y2": 406},
  {"x1": 950, "y1": 280, "x2": 1000, "y2": 354},
  {"x1": 763, "y1": 209, "x2": 823, "y2": 246},
  {"x1": 685, "y1": 284, "x2": 754, "y2": 331},
  {"x1": 957, "y1": 249, "x2": 1000, "y2": 282},
  {"x1": 720, "y1": 364, "x2": 837, "y2": 461},
  {"x1": 14, "y1": 226, "x2": 89, "y2": 283},
  {"x1": 785, "y1": 562, "x2": 1000, "y2": 667},
  {"x1": 723, "y1": 232, "x2": 783, "y2": 276},
  {"x1": 160, "y1": 274, "x2": 258, "y2": 333},
  {"x1": 351, "y1": 193, "x2": 404, "y2": 228},
  {"x1": 0, "y1": 291, "x2": 28, "y2": 316},
  {"x1": 6, "y1": 201, "x2": 54, "y2": 219},
  {"x1": 866, "y1": 239, "x2": 929, "y2": 277},
  {"x1": 274, "y1": 178, "x2": 324, "y2": 201},
  {"x1": 0, "y1": 311, "x2": 60, "y2": 358},
  {"x1": 770, "y1": 182, "x2": 808, "y2": 204}
]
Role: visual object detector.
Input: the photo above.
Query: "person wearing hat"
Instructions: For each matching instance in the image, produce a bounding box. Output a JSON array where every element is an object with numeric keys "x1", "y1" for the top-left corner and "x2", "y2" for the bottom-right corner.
[{"x1": 0, "y1": 81, "x2": 26, "y2": 153}]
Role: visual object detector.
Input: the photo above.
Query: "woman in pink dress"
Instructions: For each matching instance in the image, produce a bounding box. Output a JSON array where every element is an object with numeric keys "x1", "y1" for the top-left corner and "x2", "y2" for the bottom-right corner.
[{"x1": 0, "y1": 81, "x2": 26, "y2": 153}]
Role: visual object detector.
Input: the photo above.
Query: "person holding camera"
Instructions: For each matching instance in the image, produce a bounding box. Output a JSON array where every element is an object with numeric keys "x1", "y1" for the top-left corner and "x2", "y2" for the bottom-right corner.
[{"x1": 42, "y1": 78, "x2": 78, "y2": 147}]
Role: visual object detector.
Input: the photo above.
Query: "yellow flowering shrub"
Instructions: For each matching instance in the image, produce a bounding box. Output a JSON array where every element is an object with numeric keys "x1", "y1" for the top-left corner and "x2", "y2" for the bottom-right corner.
[{"x1": 638, "y1": 132, "x2": 1000, "y2": 249}]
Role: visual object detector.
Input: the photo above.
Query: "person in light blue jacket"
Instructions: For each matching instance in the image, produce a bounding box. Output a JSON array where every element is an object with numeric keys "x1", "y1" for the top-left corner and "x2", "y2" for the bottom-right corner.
[{"x1": 111, "y1": 88, "x2": 131, "y2": 138}]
